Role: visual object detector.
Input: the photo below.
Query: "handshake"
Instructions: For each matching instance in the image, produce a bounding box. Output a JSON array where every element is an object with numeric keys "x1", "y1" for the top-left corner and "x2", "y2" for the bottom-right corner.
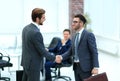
[
  {"x1": 46, "y1": 48, "x2": 62, "y2": 63},
  {"x1": 55, "y1": 55, "x2": 62, "y2": 63}
]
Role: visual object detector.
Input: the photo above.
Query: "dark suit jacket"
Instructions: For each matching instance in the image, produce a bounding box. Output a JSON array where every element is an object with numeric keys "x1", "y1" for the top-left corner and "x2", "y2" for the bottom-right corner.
[
  {"x1": 21, "y1": 23, "x2": 55, "y2": 71},
  {"x1": 49, "y1": 39, "x2": 71, "y2": 63},
  {"x1": 62, "y1": 29, "x2": 99, "y2": 72},
  {"x1": 49, "y1": 39, "x2": 71, "y2": 55}
]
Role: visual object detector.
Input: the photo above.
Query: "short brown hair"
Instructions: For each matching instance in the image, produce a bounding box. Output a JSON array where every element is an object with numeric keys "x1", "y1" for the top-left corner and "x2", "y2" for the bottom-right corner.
[
  {"x1": 63, "y1": 29, "x2": 71, "y2": 34},
  {"x1": 74, "y1": 14, "x2": 87, "y2": 25},
  {"x1": 31, "y1": 8, "x2": 45, "y2": 22}
]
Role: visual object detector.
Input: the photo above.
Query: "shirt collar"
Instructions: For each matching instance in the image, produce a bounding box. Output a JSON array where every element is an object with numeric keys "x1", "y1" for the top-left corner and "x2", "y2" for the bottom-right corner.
[{"x1": 78, "y1": 27, "x2": 84, "y2": 34}]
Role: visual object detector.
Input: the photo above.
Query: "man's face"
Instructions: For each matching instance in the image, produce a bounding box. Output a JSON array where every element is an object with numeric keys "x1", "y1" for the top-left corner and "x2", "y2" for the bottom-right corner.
[
  {"x1": 63, "y1": 31, "x2": 70, "y2": 40},
  {"x1": 72, "y1": 18, "x2": 81, "y2": 31},
  {"x1": 39, "y1": 14, "x2": 46, "y2": 25}
]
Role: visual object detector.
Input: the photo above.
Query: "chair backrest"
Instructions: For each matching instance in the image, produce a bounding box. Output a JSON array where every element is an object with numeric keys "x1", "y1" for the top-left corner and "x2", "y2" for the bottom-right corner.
[
  {"x1": 57, "y1": 56, "x2": 72, "y2": 68},
  {"x1": 48, "y1": 37, "x2": 61, "y2": 49},
  {"x1": 65, "y1": 56, "x2": 72, "y2": 65}
]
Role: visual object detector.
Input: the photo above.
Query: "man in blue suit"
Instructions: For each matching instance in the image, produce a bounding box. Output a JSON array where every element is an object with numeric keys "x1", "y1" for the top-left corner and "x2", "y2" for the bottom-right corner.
[
  {"x1": 45, "y1": 29, "x2": 71, "y2": 81},
  {"x1": 58, "y1": 14, "x2": 99, "y2": 81},
  {"x1": 21, "y1": 8, "x2": 59, "y2": 81}
]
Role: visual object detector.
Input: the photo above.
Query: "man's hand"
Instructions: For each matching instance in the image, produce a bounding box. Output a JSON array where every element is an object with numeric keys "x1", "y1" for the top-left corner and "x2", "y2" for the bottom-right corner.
[
  {"x1": 55, "y1": 55, "x2": 62, "y2": 63},
  {"x1": 91, "y1": 68, "x2": 99, "y2": 75}
]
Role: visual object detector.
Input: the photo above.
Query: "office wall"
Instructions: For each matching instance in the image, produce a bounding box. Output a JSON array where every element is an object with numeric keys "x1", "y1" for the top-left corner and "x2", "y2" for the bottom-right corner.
[
  {"x1": 0, "y1": 0, "x2": 69, "y2": 34},
  {"x1": 23, "y1": 0, "x2": 69, "y2": 45},
  {"x1": 0, "y1": 0, "x2": 23, "y2": 34},
  {"x1": 84, "y1": 0, "x2": 120, "y2": 56},
  {"x1": 0, "y1": 0, "x2": 69, "y2": 53}
]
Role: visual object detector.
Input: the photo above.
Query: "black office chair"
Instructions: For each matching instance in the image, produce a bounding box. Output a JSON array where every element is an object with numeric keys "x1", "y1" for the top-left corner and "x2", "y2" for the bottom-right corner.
[
  {"x1": 0, "y1": 53, "x2": 13, "y2": 81},
  {"x1": 48, "y1": 37, "x2": 72, "y2": 81},
  {"x1": 48, "y1": 37, "x2": 61, "y2": 49},
  {"x1": 51, "y1": 57, "x2": 72, "y2": 81}
]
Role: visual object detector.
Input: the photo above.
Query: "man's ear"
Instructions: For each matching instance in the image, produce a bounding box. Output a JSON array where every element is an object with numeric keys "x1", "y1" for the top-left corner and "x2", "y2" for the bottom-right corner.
[{"x1": 36, "y1": 17, "x2": 40, "y2": 22}]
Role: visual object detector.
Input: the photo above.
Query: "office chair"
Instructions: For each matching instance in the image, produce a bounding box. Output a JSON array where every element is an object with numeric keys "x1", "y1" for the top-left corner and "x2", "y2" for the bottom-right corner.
[
  {"x1": 0, "y1": 52, "x2": 13, "y2": 81},
  {"x1": 51, "y1": 57, "x2": 72, "y2": 81},
  {"x1": 48, "y1": 37, "x2": 72, "y2": 81},
  {"x1": 48, "y1": 37, "x2": 61, "y2": 49}
]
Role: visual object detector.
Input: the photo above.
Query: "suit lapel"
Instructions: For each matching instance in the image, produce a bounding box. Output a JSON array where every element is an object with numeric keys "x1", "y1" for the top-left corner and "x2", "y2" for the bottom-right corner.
[{"x1": 72, "y1": 30, "x2": 86, "y2": 48}]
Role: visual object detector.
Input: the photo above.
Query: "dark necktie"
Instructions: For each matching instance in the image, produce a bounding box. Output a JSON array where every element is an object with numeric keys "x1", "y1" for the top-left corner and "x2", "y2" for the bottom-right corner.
[{"x1": 74, "y1": 33, "x2": 79, "y2": 61}]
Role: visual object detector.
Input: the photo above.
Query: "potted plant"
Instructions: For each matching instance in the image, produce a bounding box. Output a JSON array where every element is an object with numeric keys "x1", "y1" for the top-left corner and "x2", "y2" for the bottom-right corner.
[{"x1": 84, "y1": 13, "x2": 92, "y2": 32}]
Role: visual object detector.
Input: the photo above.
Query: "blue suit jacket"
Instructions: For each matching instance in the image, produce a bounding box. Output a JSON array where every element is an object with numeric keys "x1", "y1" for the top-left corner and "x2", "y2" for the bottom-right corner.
[
  {"x1": 49, "y1": 39, "x2": 71, "y2": 55},
  {"x1": 62, "y1": 29, "x2": 99, "y2": 72},
  {"x1": 49, "y1": 39, "x2": 71, "y2": 63}
]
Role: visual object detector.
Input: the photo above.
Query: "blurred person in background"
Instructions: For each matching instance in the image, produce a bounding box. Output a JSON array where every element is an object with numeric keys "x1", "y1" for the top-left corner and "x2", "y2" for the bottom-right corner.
[{"x1": 45, "y1": 29, "x2": 71, "y2": 81}]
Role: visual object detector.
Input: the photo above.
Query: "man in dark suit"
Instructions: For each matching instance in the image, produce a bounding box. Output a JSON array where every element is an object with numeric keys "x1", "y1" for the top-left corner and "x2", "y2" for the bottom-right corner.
[
  {"x1": 45, "y1": 29, "x2": 71, "y2": 81},
  {"x1": 58, "y1": 14, "x2": 99, "y2": 81},
  {"x1": 21, "y1": 8, "x2": 59, "y2": 81}
]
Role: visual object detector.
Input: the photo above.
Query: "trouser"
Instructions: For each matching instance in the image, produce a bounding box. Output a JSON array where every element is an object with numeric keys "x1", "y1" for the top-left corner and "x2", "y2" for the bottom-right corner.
[
  {"x1": 22, "y1": 68, "x2": 40, "y2": 81},
  {"x1": 45, "y1": 61, "x2": 56, "y2": 80},
  {"x1": 73, "y1": 63, "x2": 91, "y2": 81}
]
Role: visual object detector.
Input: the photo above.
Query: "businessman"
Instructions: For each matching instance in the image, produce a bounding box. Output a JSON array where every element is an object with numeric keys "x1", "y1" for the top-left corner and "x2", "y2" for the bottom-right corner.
[
  {"x1": 21, "y1": 8, "x2": 60, "y2": 81},
  {"x1": 45, "y1": 29, "x2": 71, "y2": 81},
  {"x1": 58, "y1": 14, "x2": 99, "y2": 81}
]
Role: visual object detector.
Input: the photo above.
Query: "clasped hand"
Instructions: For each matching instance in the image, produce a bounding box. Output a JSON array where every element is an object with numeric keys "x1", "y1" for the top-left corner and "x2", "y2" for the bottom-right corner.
[{"x1": 55, "y1": 55, "x2": 62, "y2": 63}]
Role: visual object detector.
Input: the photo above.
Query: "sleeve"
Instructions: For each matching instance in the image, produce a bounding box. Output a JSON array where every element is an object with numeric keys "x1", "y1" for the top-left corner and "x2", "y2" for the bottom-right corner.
[
  {"x1": 87, "y1": 32, "x2": 99, "y2": 67},
  {"x1": 32, "y1": 31, "x2": 55, "y2": 61}
]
